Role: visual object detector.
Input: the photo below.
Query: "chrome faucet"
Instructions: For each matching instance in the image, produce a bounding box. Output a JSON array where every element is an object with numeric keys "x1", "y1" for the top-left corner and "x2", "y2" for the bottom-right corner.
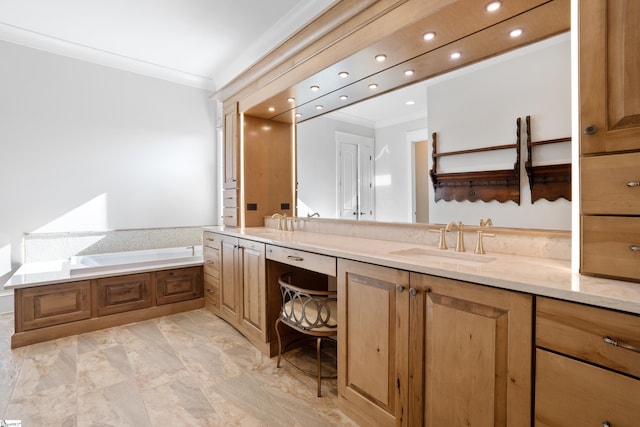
[
  {"x1": 307, "y1": 212, "x2": 320, "y2": 218},
  {"x1": 446, "y1": 221, "x2": 465, "y2": 252}
]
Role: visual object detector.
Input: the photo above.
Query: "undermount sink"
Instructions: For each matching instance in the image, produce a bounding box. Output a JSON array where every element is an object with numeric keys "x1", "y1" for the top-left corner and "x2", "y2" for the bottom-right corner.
[{"x1": 388, "y1": 247, "x2": 496, "y2": 266}]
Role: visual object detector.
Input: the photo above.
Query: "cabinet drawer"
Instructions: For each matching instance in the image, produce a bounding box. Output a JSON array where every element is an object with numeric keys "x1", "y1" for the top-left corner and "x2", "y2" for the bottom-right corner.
[
  {"x1": 266, "y1": 245, "x2": 336, "y2": 277},
  {"x1": 203, "y1": 235, "x2": 220, "y2": 279},
  {"x1": 582, "y1": 152, "x2": 640, "y2": 214},
  {"x1": 535, "y1": 349, "x2": 640, "y2": 426},
  {"x1": 96, "y1": 273, "x2": 151, "y2": 316},
  {"x1": 581, "y1": 216, "x2": 640, "y2": 280},
  {"x1": 223, "y1": 208, "x2": 238, "y2": 227},
  {"x1": 204, "y1": 274, "x2": 220, "y2": 310},
  {"x1": 222, "y1": 189, "x2": 237, "y2": 208},
  {"x1": 536, "y1": 297, "x2": 640, "y2": 377},
  {"x1": 16, "y1": 281, "x2": 91, "y2": 332},
  {"x1": 156, "y1": 267, "x2": 203, "y2": 305}
]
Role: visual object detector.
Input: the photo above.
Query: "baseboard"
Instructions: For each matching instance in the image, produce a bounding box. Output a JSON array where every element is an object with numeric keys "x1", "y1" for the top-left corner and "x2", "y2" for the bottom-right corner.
[{"x1": 0, "y1": 290, "x2": 14, "y2": 314}]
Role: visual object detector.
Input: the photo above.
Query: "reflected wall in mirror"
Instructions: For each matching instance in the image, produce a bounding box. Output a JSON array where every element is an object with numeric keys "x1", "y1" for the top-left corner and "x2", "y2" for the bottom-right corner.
[{"x1": 297, "y1": 32, "x2": 571, "y2": 230}]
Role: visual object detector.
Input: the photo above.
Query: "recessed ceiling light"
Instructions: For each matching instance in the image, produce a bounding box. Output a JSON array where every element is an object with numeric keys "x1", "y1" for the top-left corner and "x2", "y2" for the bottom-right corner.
[
  {"x1": 404, "y1": 69, "x2": 415, "y2": 76},
  {"x1": 268, "y1": 107, "x2": 275, "y2": 112},
  {"x1": 310, "y1": 85, "x2": 320, "y2": 91},
  {"x1": 339, "y1": 71, "x2": 349, "y2": 78},
  {"x1": 295, "y1": 113, "x2": 302, "y2": 118},
  {"x1": 450, "y1": 51, "x2": 461, "y2": 60},
  {"x1": 406, "y1": 100, "x2": 416, "y2": 106},
  {"x1": 368, "y1": 83, "x2": 378, "y2": 89},
  {"x1": 339, "y1": 95, "x2": 348, "y2": 100},
  {"x1": 423, "y1": 32, "x2": 436, "y2": 41},
  {"x1": 486, "y1": 1, "x2": 501, "y2": 12},
  {"x1": 509, "y1": 28, "x2": 523, "y2": 38},
  {"x1": 287, "y1": 97, "x2": 295, "y2": 103},
  {"x1": 375, "y1": 54, "x2": 387, "y2": 62},
  {"x1": 315, "y1": 105, "x2": 323, "y2": 110}
]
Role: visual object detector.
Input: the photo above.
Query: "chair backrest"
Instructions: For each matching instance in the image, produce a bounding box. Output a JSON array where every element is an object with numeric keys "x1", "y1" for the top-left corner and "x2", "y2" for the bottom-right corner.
[{"x1": 279, "y1": 272, "x2": 337, "y2": 331}]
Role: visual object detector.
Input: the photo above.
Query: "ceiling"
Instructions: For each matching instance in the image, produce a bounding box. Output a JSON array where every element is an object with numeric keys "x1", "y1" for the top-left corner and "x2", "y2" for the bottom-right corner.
[{"x1": 0, "y1": 0, "x2": 335, "y2": 91}]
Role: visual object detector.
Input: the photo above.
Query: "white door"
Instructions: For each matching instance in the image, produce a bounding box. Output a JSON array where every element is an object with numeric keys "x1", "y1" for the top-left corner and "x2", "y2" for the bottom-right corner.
[{"x1": 336, "y1": 132, "x2": 374, "y2": 220}]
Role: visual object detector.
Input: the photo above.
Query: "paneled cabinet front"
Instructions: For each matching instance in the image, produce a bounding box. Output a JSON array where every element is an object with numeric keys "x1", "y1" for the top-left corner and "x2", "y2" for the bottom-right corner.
[
  {"x1": 217, "y1": 233, "x2": 268, "y2": 345},
  {"x1": 95, "y1": 273, "x2": 151, "y2": 316},
  {"x1": 156, "y1": 266, "x2": 203, "y2": 305},
  {"x1": 337, "y1": 259, "x2": 532, "y2": 427},
  {"x1": 579, "y1": 1, "x2": 640, "y2": 281}
]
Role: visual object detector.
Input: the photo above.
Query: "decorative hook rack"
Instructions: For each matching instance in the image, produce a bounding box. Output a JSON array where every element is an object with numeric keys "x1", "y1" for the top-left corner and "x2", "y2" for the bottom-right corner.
[
  {"x1": 524, "y1": 115, "x2": 571, "y2": 203},
  {"x1": 430, "y1": 118, "x2": 521, "y2": 204}
]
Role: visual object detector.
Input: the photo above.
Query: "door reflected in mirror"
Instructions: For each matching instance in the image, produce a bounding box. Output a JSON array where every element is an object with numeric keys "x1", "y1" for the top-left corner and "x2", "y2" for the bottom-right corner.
[{"x1": 297, "y1": 32, "x2": 571, "y2": 231}]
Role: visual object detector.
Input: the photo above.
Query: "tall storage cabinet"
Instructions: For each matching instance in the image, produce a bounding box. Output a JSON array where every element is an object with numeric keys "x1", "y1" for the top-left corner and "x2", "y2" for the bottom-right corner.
[{"x1": 579, "y1": 0, "x2": 640, "y2": 281}]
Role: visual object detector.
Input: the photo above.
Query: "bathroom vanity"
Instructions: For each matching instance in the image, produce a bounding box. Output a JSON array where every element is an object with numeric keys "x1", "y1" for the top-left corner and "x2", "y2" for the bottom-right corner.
[{"x1": 203, "y1": 225, "x2": 640, "y2": 426}]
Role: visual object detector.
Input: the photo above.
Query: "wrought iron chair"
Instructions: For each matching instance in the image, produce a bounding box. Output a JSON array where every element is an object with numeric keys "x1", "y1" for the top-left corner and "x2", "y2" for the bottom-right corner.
[{"x1": 275, "y1": 272, "x2": 337, "y2": 397}]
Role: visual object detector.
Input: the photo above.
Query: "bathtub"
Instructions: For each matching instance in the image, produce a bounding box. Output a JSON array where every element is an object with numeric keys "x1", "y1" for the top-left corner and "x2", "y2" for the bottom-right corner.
[{"x1": 69, "y1": 246, "x2": 203, "y2": 276}]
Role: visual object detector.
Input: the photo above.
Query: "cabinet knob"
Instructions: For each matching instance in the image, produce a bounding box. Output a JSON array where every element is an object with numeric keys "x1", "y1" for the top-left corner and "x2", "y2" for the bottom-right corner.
[
  {"x1": 396, "y1": 285, "x2": 405, "y2": 293},
  {"x1": 409, "y1": 288, "x2": 418, "y2": 297},
  {"x1": 584, "y1": 124, "x2": 598, "y2": 135},
  {"x1": 630, "y1": 245, "x2": 640, "y2": 252},
  {"x1": 602, "y1": 421, "x2": 611, "y2": 427},
  {"x1": 627, "y1": 181, "x2": 640, "y2": 187},
  {"x1": 206, "y1": 288, "x2": 214, "y2": 294}
]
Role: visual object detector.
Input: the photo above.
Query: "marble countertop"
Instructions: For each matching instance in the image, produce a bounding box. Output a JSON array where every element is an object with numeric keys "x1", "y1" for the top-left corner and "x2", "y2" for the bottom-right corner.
[
  {"x1": 3, "y1": 257, "x2": 204, "y2": 290},
  {"x1": 205, "y1": 226, "x2": 640, "y2": 315}
]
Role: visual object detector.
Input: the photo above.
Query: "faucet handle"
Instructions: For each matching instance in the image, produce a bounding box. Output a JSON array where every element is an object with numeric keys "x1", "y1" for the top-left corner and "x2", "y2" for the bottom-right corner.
[
  {"x1": 474, "y1": 231, "x2": 495, "y2": 254},
  {"x1": 429, "y1": 228, "x2": 448, "y2": 250}
]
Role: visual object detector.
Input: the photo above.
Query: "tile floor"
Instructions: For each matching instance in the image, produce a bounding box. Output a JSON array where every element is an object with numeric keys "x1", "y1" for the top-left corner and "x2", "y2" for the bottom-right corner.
[{"x1": 0, "y1": 309, "x2": 357, "y2": 426}]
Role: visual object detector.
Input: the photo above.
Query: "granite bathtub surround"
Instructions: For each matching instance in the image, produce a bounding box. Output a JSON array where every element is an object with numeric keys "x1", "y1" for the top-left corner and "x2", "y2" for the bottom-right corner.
[
  {"x1": 265, "y1": 217, "x2": 571, "y2": 261},
  {"x1": 0, "y1": 309, "x2": 354, "y2": 426},
  {"x1": 24, "y1": 227, "x2": 207, "y2": 262}
]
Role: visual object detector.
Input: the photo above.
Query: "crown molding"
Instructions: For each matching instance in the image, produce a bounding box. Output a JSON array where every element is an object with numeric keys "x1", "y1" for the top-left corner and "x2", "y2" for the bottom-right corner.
[{"x1": 0, "y1": 22, "x2": 214, "y2": 91}]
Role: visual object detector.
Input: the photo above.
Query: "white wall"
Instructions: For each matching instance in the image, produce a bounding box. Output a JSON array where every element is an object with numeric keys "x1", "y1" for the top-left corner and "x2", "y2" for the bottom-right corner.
[
  {"x1": 0, "y1": 41, "x2": 217, "y2": 285},
  {"x1": 296, "y1": 116, "x2": 375, "y2": 218},
  {"x1": 427, "y1": 34, "x2": 571, "y2": 230},
  {"x1": 374, "y1": 118, "x2": 428, "y2": 222}
]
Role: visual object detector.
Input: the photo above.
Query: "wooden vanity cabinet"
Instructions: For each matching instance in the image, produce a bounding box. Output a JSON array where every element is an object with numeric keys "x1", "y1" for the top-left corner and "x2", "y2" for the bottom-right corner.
[
  {"x1": 216, "y1": 233, "x2": 269, "y2": 350},
  {"x1": 337, "y1": 259, "x2": 532, "y2": 427},
  {"x1": 337, "y1": 259, "x2": 409, "y2": 427},
  {"x1": 579, "y1": 0, "x2": 640, "y2": 281},
  {"x1": 535, "y1": 297, "x2": 640, "y2": 426},
  {"x1": 203, "y1": 232, "x2": 221, "y2": 313}
]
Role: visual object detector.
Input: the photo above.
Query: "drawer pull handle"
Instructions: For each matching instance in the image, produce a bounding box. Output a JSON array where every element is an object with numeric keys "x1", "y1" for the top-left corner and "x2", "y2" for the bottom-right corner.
[
  {"x1": 627, "y1": 181, "x2": 640, "y2": 187},
  {"x1": 603, "y1": 336, "x2": 640, "y2": 354},
  {"x1": 287, "y1": 255, "x2": 304, "y2": 262},
  {"x1": 630, "y1": 245, "x2": 640, "y2": 252}
]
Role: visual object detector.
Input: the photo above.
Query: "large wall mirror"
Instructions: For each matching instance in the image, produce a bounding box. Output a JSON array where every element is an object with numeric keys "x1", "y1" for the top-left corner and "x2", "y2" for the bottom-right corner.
[{"x1": 297, "y1": 32, "x2": 571, "y2": 230}]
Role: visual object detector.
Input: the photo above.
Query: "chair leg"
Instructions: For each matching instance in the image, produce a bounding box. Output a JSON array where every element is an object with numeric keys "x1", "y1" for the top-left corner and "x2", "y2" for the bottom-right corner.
[
  {"x1": 275, "y1": 318, "x2": 283, "y2": 368},
  {"x1": 316, "y1": 337, "x2": 322, "y2": 397}
]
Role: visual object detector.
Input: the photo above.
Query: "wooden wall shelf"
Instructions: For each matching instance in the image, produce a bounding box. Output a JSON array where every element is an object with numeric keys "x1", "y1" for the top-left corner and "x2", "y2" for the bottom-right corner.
[
  {"x1": 524, "y1": 115, "x2": 571, "y2": 203},
  {"x1": 430, "y1": 118, "x2": 521, "y2": 204}
]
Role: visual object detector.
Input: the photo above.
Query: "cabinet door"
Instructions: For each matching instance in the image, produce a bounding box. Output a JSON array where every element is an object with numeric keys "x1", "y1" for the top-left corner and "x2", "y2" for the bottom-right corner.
[
  {"x1": 223, "y1": 101, "x2": 239, "y2": 189},
  {"x1": 580, "y1": 1, "x2": 640, "y2": 154},
  {"x1": 219, "y1": 235, "x2": 240, "y2": 323},
  {"x1": 239, "y1": 238, "x2": 267, "y2": 342},
  {"x1": 96, "y1": 273, "x2": 151, "y2": 315},
  {"x1": 535, "y1": 349, "x2": 640, "y2": 427},
  {"x1": 337, "y1": 259, "x2": 409, "y2": 427},
  {"x1": 156, "y1": 267, "x2": 203, "y2": 305},
  {"x1": 410, "y1": 273, "x2": 532, "y2": 427}
]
